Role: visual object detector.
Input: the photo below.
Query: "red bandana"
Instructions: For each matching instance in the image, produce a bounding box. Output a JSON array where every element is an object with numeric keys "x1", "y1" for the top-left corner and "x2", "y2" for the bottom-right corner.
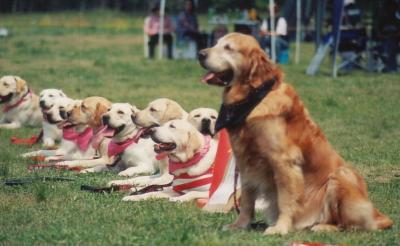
[
  {"x1": 168, "y1": 135, "x2": 211, "y2": 174},
  {"x1": 62, "y1": 127, "x2": 94, "y2": 151},
  {"x1": 3, "y1": 90, "x2": 32, "y2": 113},
  {"x1": 107, "y1": 128, "x2": 145, "y2": 157}
]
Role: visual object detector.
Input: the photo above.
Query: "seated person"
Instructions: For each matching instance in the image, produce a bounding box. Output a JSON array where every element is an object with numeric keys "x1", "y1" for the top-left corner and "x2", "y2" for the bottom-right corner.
[
  {"x1": 144, "y1": 4, "x2": 175, "y2": 59},
  {"x1": 258, "y1": 4, "x2": 288, "y2": 63},
  {"x1": 177, "y1": 0, "x2": 208, "y2": 52}
]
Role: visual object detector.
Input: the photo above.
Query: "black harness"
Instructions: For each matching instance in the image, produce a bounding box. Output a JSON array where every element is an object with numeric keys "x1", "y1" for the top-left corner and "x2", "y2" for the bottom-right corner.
[{"x1": 215, "y1": 77, "x2": 276, "y2": 132}]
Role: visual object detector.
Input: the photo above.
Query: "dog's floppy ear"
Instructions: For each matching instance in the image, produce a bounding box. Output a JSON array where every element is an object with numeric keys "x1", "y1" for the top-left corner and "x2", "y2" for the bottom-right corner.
[
  {"x1": 185, "y1": 128, "x2": 203, "y2": 158},
  {"x1": 58, "y1": 90, "x2": 67, "y2": 98},
  {"x1": 129, "y1": 104, "x2": 139, "y2": 123},
  {"x1": 246, "y1": 48, "x2": 273, "y2": 88},
  {"x1": 14, "y1": 76, "x2": 27, "y2": 94},
  {"x1": 93, "y1": 101, "x2": 111, "y2": 127},
  {"x1": 163, "y1": 101, "x2": 186, "y2": 122}
]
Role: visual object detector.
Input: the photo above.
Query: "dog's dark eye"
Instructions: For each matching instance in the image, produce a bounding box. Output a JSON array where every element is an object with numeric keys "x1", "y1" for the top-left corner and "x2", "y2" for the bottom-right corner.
[
  {"x1": 117, "y1": 110, "x2": 124, "y2": 115},
  {"x1": 49, "y1": 94, "x2": 54, "y2": 98},
  {"x1": 194, "y1": 114, "x2": 200, "y2": 118},
  {"x1": 107, "y1": 108, "x2": 111, "y2": 112},
  {"x1": 4, "y1": 83, "x2": 9, "y2": 87},
  {"x1": 150, "y1": 107, "x2": 156, "y2": 112},
  {"x1": 211, "y1": 115, "x2": 217, "y2": 119},
  {"x1": 224, "y1": 44, "x2": 232, "y2": 51},
  {"x1": 169, "y1": 124, "x2": 175, "y2": 129}
]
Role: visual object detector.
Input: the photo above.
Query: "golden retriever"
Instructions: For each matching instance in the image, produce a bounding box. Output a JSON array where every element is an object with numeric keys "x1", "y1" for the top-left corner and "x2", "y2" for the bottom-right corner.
[
  {"x1": 0, "y1": 75, "x2": 42, "y2": 129},
  {"x1": 198, "y1": 33, "x2": 393, "y2": 234}
]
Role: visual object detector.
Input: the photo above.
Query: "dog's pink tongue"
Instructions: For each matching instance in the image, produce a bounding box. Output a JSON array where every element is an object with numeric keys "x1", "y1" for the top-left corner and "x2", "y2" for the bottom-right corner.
[{"x1": 201, "y1": 72, "x2": 216, "y2": 83}]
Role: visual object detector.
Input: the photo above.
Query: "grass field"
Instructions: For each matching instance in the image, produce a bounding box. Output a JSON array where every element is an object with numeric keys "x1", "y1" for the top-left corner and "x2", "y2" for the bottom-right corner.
[{"x1": 0, "y1": 11, "x2": 399, "y2": 245}]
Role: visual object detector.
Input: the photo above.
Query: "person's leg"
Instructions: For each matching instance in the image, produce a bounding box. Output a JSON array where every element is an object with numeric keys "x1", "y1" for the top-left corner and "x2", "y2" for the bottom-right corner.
[
  {"x1": 385, "y1": 39, "x2": 398, "y2": 72},
  {"x1": 148, "y1": 35, "x2": 158, "y2": 59},
  {"x1": 164, "y1": 34, "x2": 173, "y2": 59},
  {"x1": 275, "y1": 37, "x2": 288, "y2": 63}
]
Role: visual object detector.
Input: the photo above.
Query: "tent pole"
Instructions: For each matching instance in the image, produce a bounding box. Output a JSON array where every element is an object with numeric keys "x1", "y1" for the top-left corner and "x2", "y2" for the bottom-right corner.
[
  {"x1": 269, "y1": 0, "x2": 276, "y2": 63},
  {"x1": 158, "y1": 0, "x2": 166, "y2": 60},
  {"x1": 295, "y1": 0, "x2": 301, "y2": 64}
]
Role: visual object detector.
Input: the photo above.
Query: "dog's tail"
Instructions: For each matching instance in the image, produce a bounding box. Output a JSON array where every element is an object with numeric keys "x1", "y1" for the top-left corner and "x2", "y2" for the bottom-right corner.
[{"x1": 374, "y1": 208, "x2": 393, "y2": 229}]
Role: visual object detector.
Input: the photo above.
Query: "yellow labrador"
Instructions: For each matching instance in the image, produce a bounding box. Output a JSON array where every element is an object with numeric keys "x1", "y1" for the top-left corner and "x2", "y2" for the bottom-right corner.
[
  {"x1": 107, "y1": 98, "x2": 187, "y2": 188},
  {"x1": 122, "y1": 119, "x2": 218, "y2": 202},
  {"x1": 0, "y1": 76, "x2": 41, "y2": 129},
  {"x1": 39, "y1": 89, "x2": 68, "y2": 148},
  {"x1": 62, "y1": 103, "x2": 163, "y2": 178},
  {"x1": 187, "y1": 107, "x2": 218, "y2": 137}
]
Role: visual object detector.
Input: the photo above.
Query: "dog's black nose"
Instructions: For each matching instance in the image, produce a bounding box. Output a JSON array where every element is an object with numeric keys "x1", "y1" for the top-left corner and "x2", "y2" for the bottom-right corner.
[
  {"x1": 39, "y1": 100, "x2": 46, "y2": 108},
  {"x1": 102, "y1": 115, "x2": 110, "y2": 125},
  {"x1": 60, "y1": 110, "x2": 67, "y2": 119},
  {"x1": 66, "y1": 111, "x2": 72, "y2": 118},
  {"x1": 198, "y1": 50, "x2": 207, "y2": 61},
  {"x1": 201, "y1": 118, "x2": 211, "y2": 125}
]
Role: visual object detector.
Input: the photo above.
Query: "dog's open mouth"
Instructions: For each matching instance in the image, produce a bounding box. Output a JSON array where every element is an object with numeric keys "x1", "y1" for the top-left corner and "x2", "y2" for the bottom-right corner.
[
  {"x1": 201, "y1": 69, "x2": 233, "y2": 86},
  {"x1": 0, "y1": 93, "x2": 13, "y2": 104},
  {"x1": 154, "y1": 142, "x2": 177, "y2": 153},
  {"x1": 60, "y1": 121, "x2": 75, "y2": 129},
  {"x1": 140, "y1": 125, "x2": 157, "y2": 139}
]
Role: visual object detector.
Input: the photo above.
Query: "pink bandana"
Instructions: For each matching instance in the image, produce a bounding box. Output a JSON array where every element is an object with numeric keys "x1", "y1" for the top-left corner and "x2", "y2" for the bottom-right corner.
[
  {"x1": 3, "y1": 90, "x2": 32, "y2": 113},
  {"x1": 107, "y1": 128, "x2": 145, "y2": 157},
  {"x1": 91, "y1": 125, "x2": 115, "y2": 149},
  {"x1": 168, "y1": 135, "x2": 211, "y2": 174},
  {"x1": 62, "y1": 127, "x2": 93, "y2": 151}
]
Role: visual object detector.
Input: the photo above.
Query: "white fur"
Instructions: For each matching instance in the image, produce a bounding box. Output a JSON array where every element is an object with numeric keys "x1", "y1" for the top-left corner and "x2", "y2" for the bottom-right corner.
[
  {"x1": 0, "y1": 75, "x2": 42, "y2": 129},
  {"x1": 122, "y1": 119, "x2": 217, "y2": 203}
]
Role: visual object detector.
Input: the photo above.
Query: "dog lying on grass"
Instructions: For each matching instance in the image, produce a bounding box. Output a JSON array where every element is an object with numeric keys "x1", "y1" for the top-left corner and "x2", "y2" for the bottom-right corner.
[
  {"x1": 0, "y1": 75, "x2": 42, "y2": 129},
  {"x1": 122, "y1": 119, "x2": 218, "y2": 202},
  {"x1": 199, "y1": 32, "x2": 393, "y2": 234},
  {"x1": 61, "y1": 103, "x2": 164, "y2": 178},
  {"x1": 39, "y1": 88, "x2": 68, "y2": 148},
  {"x1": 107, "y1": 98, "x2": 188, "y2": 188},
  {"x1": 22, "y1": 97, "x2": 110, "y2": 162}
]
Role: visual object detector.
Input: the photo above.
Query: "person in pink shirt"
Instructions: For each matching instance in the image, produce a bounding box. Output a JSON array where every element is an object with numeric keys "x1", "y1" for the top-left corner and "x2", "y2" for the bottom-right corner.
[{"x1": 144, "y1": 4, "x2": 175, "y2": 59}]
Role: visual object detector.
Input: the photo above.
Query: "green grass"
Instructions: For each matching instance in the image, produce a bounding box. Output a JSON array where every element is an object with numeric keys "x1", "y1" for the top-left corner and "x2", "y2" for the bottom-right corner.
[{"x1": 0, "y1": 11, "x2": 399, "y2": 245}]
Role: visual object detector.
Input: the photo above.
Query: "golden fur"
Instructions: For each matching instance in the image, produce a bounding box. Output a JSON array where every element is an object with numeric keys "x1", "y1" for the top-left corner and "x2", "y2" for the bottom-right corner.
[{"x1": 199, "y1": 33, "x2": 393, "y2": 234}]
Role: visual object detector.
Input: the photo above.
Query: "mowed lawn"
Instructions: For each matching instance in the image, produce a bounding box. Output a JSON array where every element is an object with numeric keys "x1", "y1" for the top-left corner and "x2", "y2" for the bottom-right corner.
[{"x1": 0, "y1": 11, "x2": 399, "y2": 245}]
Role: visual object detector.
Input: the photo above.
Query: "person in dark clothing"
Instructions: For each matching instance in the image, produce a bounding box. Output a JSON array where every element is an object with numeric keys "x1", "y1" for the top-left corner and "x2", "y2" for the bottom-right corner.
[
  {"x1": 177, "y1": 0, "x2": 208, "y2": 51},
  {"x1": 373, "y1": 0, "x2": 400, "y2": 72}
]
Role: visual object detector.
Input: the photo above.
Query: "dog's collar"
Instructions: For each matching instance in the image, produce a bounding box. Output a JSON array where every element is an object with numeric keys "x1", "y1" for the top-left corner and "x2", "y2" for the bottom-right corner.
[
  {"x1": 215, "y1": 77, "x2": 277, "y2": 132},
  {"x1": 107, "y1": 128, "x2": 145, "y2": 158},
  {"x1": 3, "y1": 89, "x2": 32, "y2": 113},
  {"x1": 63, "y1": 127, "x2": 94, "y2": 151},
  {"x1": 168, "y1": 135, "x2": 211, "y2": 174}
]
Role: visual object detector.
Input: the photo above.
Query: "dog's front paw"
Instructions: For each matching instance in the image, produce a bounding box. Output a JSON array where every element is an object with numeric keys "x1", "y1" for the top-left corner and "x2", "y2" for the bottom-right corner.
[
  {"x1": 80, "y1": 168, "x2": 94, "y2": 174},
  {"x1": 168, "y1": 197, "x2": 185, "y2": 203},
  {"x1": 107, "y1": 180, "x2": 128, "y2": 187},
  {"x1": 131, "y1": 177, "x2": 149, "y2": 187},
  {"x1": 263, "y1": 225, "x2": 289, "y2": 235},
  {"x1": 42, "y1": 139, "x2": 55, "y2": 148},
  {"x1": 118, "y1": 170, "x2": 134, "y2": 177}
]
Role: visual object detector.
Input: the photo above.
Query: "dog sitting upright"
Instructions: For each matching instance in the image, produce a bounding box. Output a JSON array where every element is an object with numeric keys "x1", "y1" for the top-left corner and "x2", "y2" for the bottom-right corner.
[
  {"x1": 0, "y1": 75, "x2": 42, "y2": 129},
  {"x1": 107, "y1": 98, "x2": 187, "y2": 187},
  {"x1": 60, "y1": 103, "x2": 162, "y2": 178},
  {"x1": 122, "y1": 119, "x2": 218, "y2": 203},
  {"x1": 39, "y1": 89, "x2": 68, "y2": 148}
]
